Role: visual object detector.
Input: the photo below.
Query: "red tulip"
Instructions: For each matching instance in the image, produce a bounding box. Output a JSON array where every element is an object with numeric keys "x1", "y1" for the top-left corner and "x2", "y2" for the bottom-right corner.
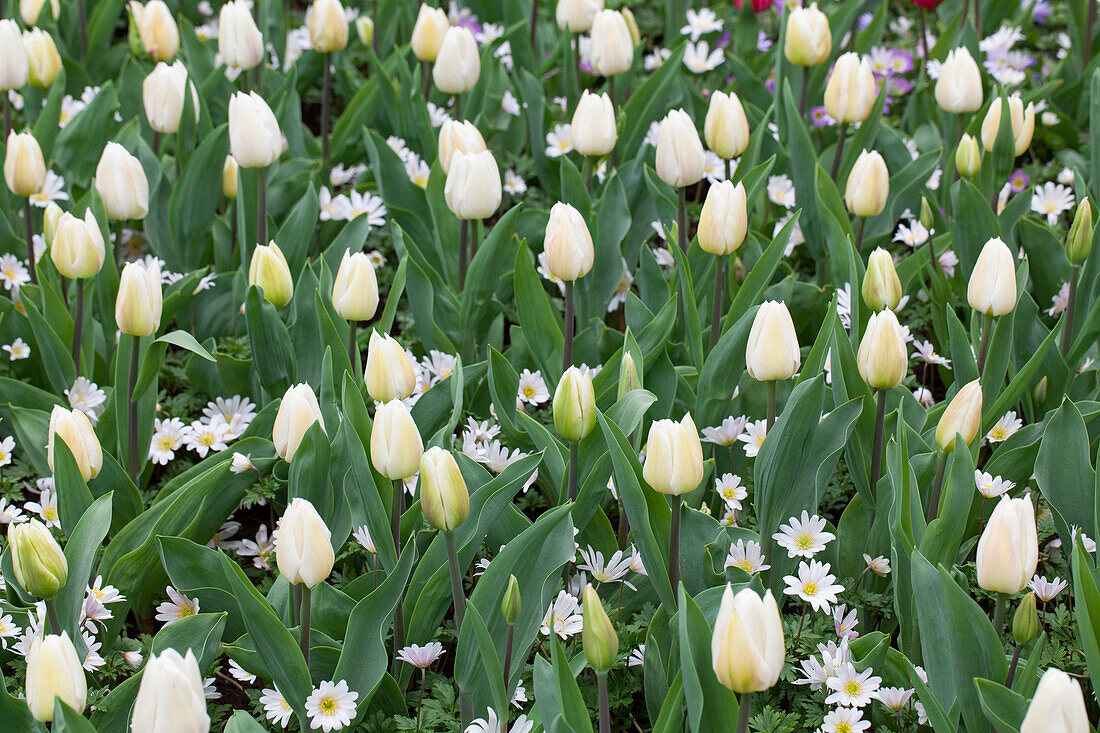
[
  {"x1": 733, "y1": 0, "x2": 774, "y2": 11},
  {"x1": 910, "y1": 0, "x2": 946, "y2": 7}
]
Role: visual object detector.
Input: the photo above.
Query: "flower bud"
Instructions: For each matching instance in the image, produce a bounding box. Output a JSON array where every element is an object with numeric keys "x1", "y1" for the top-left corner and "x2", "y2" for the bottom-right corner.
[
  {"x1": 229, "y1": 91, "x2": 282, "y2": 168},
  {"x1": 248, "y1": 241, "x2": 294, "y2": 307},
  {"x1": 47, "y1": 405, "x2": 103, "y2": 481},
  {"x1": 222, "y1": 155, "x2": 239, "y2": 199},
  {"x1": 444, "y1": 149, "x2": 501, "y2": 220},
  {"x1": 1033, "y1": 376, "x2": 1048, "y2": 404},
  {"x1": 123, "y1": 650, "x2": 144, "y2": 669},
  {"x1": 26, "y1": 633, "x2": 86, "y2": 722},
  {"x1": 115, "y1": 259, "x2": 163, "y2": 337},
  {"x1": 94, "y1": 142, "x2": 149, "y2": 220},
  {"x1": 589, "y1": 9, "x2": 633, "y2": 76},
  {"x1": 746, "y1": 300, "x2": 800, "y2": 381},
  {"x1": 332, "y1": 249, "x2": 379, "y2": 322},
  {"x1": 857, "y1": 310, "x2": 907, "y2": 389},
  {"x1": 355, "y1": 16, "x2": 374, "y2": 47},
  {"x1": 656, "y1": 108, "x2": 706, "y2": 188},
  {"x1": 955, "y1": 133, "x2": 981, "y2": 177},
  {"x1": 143, "y1": 61, "x2": 199, "y2": 134},
  {"x1": 784, "y1": 2, "x2": 831, "y2": 67},
  {"x1": 370, "y1": 399, "x2": 423, "y2": 480},
  {"x1": 976, "y1": 494, "x2": 1038, "y2": 594},
  {"x1": 20, "y1": 0, "x2": 58, "y2": 26},
  {"x1": 556, "y1": 0, "x2": 603, "y2": 32},
  {"x1": 704, "y1": 91, "x2": 750, "y2": 160},
  {"x1": 273, "y1": 384, "x2": 325, "y2": 462},
  {"x1": 411, "y1": 4, "x2": 449, "y2": 62},
  {"x1": 967, "y1": 236, "x2": 1016, "y2": 317},
  {"x1": 642, "y1": 413, "x2": 703, "y2": 496},
  {"x1": 1066, "y1": 198, "x2": 1093, "y2": 266},
  {"x1": 617, "y1": 351, "x2": 642, "y2": 400},
  {"x1": 276, "y1": 497, "x2": 335, "y2": 587},
  {"x1": 0, "y1": 20, "x2": 29, "y2": 91},
  {"x1": 365, "y1": 331, "x2": 417, "y2": 402},
  {"x1": 824, "y1": 52, "x2": 876, "y2": 124},
  {"x1": 129, "y1": 0, "x2": 179, "y2": 61},
  {"x1": 981, "y1": 95, "x2": 1035, "y2": 157},
  {"x1": 437, "y1": 119, "x2": 486, "y2": 175},
  {"x1": 711, "y1": 584, "x2": 785, "y2": 693},
  {"x1": 433, "y1": 26, "x2": 480, "y2": 95},
  {"x1": 544, "y1": 202, "x2": 594, "y2": 281},
  {"x1": 862, "y1": 247, "x2": 902, "y2": 311},
  {"x1": 43, "y1": 201, "x2": 63, "y2": 245},
  {"x1": 935, "y1": 378, "x2": 982, "y2": 452},
  {"x1": 698, "y1": 180, "x2": 748, "y2": 256},
  {"x1": 219, "y1": 0, "x2": 264, "y2": 70},
  {"x1": 920, "y1": 196, "x2": 934, "y2": 230},
  {"x1": 553, "y1": 366, "x2": 596, "y2": 443},
  {"x1": 570, "y1": 90, "x2": 617, "y2": 157},
  {"x1": 419, "y1": 447, "x2": 469, "y2": 532},
  {"x1": 4, "y1": 131, "x2": 45, "y2": 196},
  {"x1": 582, "y1": 584, "x2": 618, "y2": 673},
  {"x1": 1020, "y1": 668, "x2": 1089, "y2": 733},
  {"x1": 23, "y1": 29, "x2": 62, "y2": 88},
  {"x1": 935, "y1": 47, "x2": 983, "y2": 113},
  {"x1": 130, "y1": 649, "x2": 211, "y2": 733},
  {"x1": 8, "y1": 519, "x2": 68, "y2": 598},
  {"x1": 309, "y1": 0, "x2": 348, "y2": 53},
  {"x1": 845, "y1": 149, "x2": 889, "y2": 218},
  {"x1": 1013, "y1": 592, "x2": 1038, "y2": 645},
  {"x1": 51, "y1": 209, "x2": 106, "y2": 280},
  {"x1": 501, "y1": 574, "x2": 521, "y2": 625}
]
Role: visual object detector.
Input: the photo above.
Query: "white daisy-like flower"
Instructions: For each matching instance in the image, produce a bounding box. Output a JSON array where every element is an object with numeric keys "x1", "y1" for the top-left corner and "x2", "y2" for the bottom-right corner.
[
  {"x1": 715, "y1": 473, "x2": 747, "y2": 511},
  {"x1": 724, "y1": 539, "x2": 770, "y2": 575},
  {"x1": 0, "y1": 498, "x2": 26, "y2": 524},
  {"x1": 501, "y1": 91, "x2": 521, "y2": 116},
  {"x1": 0, "y1": 254, "x2": 31, "y2": 291},
  {"x1": 154, "y1": 586, "x2": 199, "y2": 625},
  {"x1": 397, "y1": 642, "x2": 444, "y2": 668},
  {"x1": 149, "y1": 417, "x2": 188, "y2": 465},
  {"x1": 683, "y1": 41, "x2": 723, "y2": 74},
  {"x1": 80, "y1": 594, "x2": 112, "y2": 634},
  {"x1": 1031, "y1": 181, "x2": 1075, "y2": 226},
  {"x1": 80, "y1": 631, "x2": 105, "y2": 671},
  {"x1": 0, "y1": 435, "x2": 14, "y2": 467},
  {"x1": 305, "y1": 679, "x2": 358, "y2": 732},
  {"x1": 2, "y1": 337, "x2": 30, "y2": 361},
  {"x1": 577, "y1": 546, "x2": 636, "y2": 590},
  {"x1": 912, "y1": 386, "x2": 934, "y2": 407},
  {"x1": 862, "y1": 554, "x2": 891, "y2": 576},
  {"x1": 545, "y1": 123, "x2": 574, "y2": 158},
  {"x1": 877, "y1": 686, "x2": 914, "y2": 712},
  {"x1": 228, "y1": 658, "x2": 257, "y2": 683},
  {"x1": 974, "y1": 471, "x2": 1014, "y2": 499},
  {"x1": 319, "y1": 186, "x2": 351, "y2": 221},
  {"x1": 230, "y1": 451, "x2": 254, "y2": 473},
  {"x1": 541, "y1": 590, "x2": 583, "y2": 638},
  {"x1": 627, "y1": 645, "x2": 645, "y2": 667},
  {"x1": 29, "y1": 170, "x2": 69, "y2": 207},
  {"x1": 1028, "y1": 574, "x2": 1067, "y2": 602},
  {"x1": 821, "y1": 705, "x2": 872, "y2": 733},
  {"x1": 783, "y1": 559, "x2": 845, "y2": 613},
  {"x1": 516, "y1": 369, "x2": 550, "y2": 407},
  {"x1": 183, "y1": 419, "x2": 230, "y2": 458},
  {"x1": 0, "y1": 614, "x2": 22, "y2": 650},
  {"x1": 24, "y1": 487, "x2": 60, "y2": 529},
  {"x1": 893, "y1": 219, "x2": 930, "y2": 247},
  {"x1": 773, "y1": 511, "x2": 836, "y2": 559},
  {"x1": 644, "y1": 48, "x2": 671, "y2": 71},
  {"x1": 466, "y1": 709, "x2": 534, "y2": 733},
  {"x1": 833, "y1": 603, "x2": 859, "y2": 640},
  {"x1": 1071, "y1": 524, "x2": 1097, "y2": 553},
  {"x1": 351, "y1": 525, "x2": 376, "y2": 554},
  {"x1": 939, "y1": 249, "x2": 959, "y2": 277},
  {"x1": 330, "y1": 163, "x2": 366, "y2": 188},
  {"x1": 738, "y1": 419, "x2": 767, "y2": 458},
  {"x1": 504, "y1": 169, "x2": 527, "y2": 195},
  {"x1": 680, "y1": 7, "x2": 723, "y2": 41},
  {"x1": 767, "y1": 174, "x2": 796, "y2": 208},
  {"x1": 66, "y1": 377, "x2": 107, "y2": 422},
  {"x1": 911, "y1": 340, "x2": 951, "y2": 367},
  {"x1": 1046, "y1": 281, "x2": 1070, "y2": 317},
  {"x1": 825, "y1": 663, "x2": 881, "y2": 708},
  {"x1": 346, "y1": 191, "x2": 388, "y2": 227},
  {"x1": 237, "y1": 524, "x2": 275, "y2": 569},
  {"x1": 261, "y1": 687, "x2": 294, "y2": 728},
  {"x1": 986, "y1": 411, "x2": 1022, "y2": 443}
]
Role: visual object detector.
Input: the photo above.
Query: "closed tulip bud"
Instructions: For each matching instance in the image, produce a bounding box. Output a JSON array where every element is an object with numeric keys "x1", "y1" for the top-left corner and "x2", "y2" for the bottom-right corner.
[
  {"x1": 276, "y1": 498, "x2": 335, "y2": 587},
  {"x1": 23, "y1": 29, "x2": 62, "y2": 88},
  {"x1": 419, "y1": 447, "x2": 469, "y2": 532},
  {"x1": 47, "y1": 405, "x2": 103, "y2": 481},
  {"x1": 955, "y1": 133, "x2": 981, "y2": 177},
  {"x1": 4, "y1": 131, "x2": 45, "y2": 196},
  {"x1": 935, "y1": 47, "x2": 983, "y2": 113},
  {"x1": 365, "y1": 331, "x2": 417, "y2": 402},
  {"x1": 43, "y1": 201, "x2": 63, "y2": 245},
  {"x1": 935, "y1": 378, "x2": 982, "y2": 451},
  {"x1": 1020, "y1": 668, "x2": 1089, "y2": 733},
  {"x1": 698, "y1": 180, "x2": 748, "y2": 256},
  {"x1": 784, "y1": 2, "x2": 831, "y2": 67},
  {"x1": 272, "y1": 384, "x2": 325, "y2": 462},
  {"x1": 1033, "y1": 376, "x2": 1048, "y2": 404},
  {"x1": 1066, "y1": 198, "x2": 1093, "y2": 266},
  {"x1": 437, "y1": 119, "x2": 486, "y2": 175},
  {"x1": 130, "y1": 649, "x2": 210, "y2": 733},
  {"x1": 553, "y1": 366, "x2": 596, "y2": 442},
  {"x1": 355, "y1": 16, "x2": 374, "y2": 46},
  {"x1": 824, "y1": 52, "x2": 876, "y2": 124},
  {"x1": 582, "y1": 584, "x2": 617, "y2": 672},
  {"x1": 332, "y1": 249, "x2": 378, "y2": 322},
  {"x1": 642, "y1": 413, "x2": 703, "y2": 496},
  {"x1": 862, "y1": 248, "x2": 902, "y2": 311},
  {"x1": 711, "y1": 584, "x2": 785, "y2": 693},
  {"x1": 746, "y1": 300, "x2": 800, "y2": 381},
  {"x1": 143, "y1": 61, "x2": 199, "y2": 134},
  {"x1": 704, "y1": 91, "x2": 750, "y2": 160},
  {"x1": 129, "y1": 0, "x2": 179, "y2": 61},
  {"x1": 444, "y1": 149, "x2": 501, "y2": 220},
  {"x1": 26, "y1": 633, "x2": 86, "y2": 722},
  {"x1": 976, "y1": 493, "x2": 1038, "y2": 594},
  {"x1": 433, "y1": 26, "x2": 480, "y2": 95},
  {"x1": 248, "y1": 241, "x2": 294, "y2": 307},
  {"x1": 51, "y1": 210, "x2": 106, "y2": 280},
  {"x1": 656, "y1": 108, "x2": 706, "y2": 188},
  {"x1": 544, "y1": 202, "x2": 595, "y2": 281},
  {"x1": 845, "y1": 149, "x2": 889, "y2": 217},
  {"x1": 95, "y1": 142, "x2": 149, "y2": 220},
  {"x1": 501, "y1": 574, "x2": 521, "y2": 625},
  {"x1": 920, "y1": 196, "x2": 934, "y2": 230},
  {"x1": 309, "y1": 0, "x2": 348, "y2": 52},
  {"x1": 222, "y1": 155, "x2": 239, "y2": 199},
  {"x1": 1013, "y1": 592, "x2": 1038, "y2": 645},
  {"x1": 857, "y1": 310, "x2": 907, "y2": 389},
  {"x1": 0, "y1": 20, "x2": 29, "y2": 91},
  {"x1": 370, "y1": 399, "x2": 423, "y2": 480},
  {"x1": 219, "y1": 0, "x2": 264, "y2": 70},
  {"x1": 20, "y1": 0, "x2": 58, "y2": 26},
  {"x1": 620, "y1": 8, "x2": 640, "y2": 45},
  {"x1": 115, "y1": 259, "x2": 162, "y2": 337},
  {"x1": 589, "y1": 9, "x2": 633, "y2": 76},
  {"x1": 571, "y1": 91, "x2": 617, "y2": 157},
  {"x1": 411, "y1": 4, "x2": 449, "y2": 62},
  {"x1": 229, "y1": 91, "x2": 282, "y2": 168},
  {"x1": 9, "y1": 519, "x2": 67, "y2": 598},
  {"x1": 617, "y1": 351, "x2": 642, "y2": 400},
  {"x1": 981, "y1": 95, "x2": 1035, "y2": 157},
  {"x1": 968, "y1": 237, "x2": 1016, "y2": 316},
  {"x1": 556, "y1": 0, "x2": 603, "y2": 31}
]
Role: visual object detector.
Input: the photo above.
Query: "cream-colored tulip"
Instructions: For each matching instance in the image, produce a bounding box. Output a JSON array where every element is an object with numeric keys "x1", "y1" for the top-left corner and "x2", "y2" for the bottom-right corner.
[
  {"x1": 556, "y1": 0, "x2": 603, "y2": 32},
  {"x1": 219, "y1": 0, "x2": 264, "y2": 69},
  {"x1": 845, "y1": 149, "x2": 889, "y2": 217},
  {"x1": 582, "y1": 584, "x2": 618, "y2": 672},
  {"x1": 655, "y1": 108, "x2": 706, "y2": 188},
  {"x1": 365, "y1": 331, "x2": 417, "y2": 402},
  {"x1": 589, "y1": 9, "x2": 633, "y2": 76},
  {"x1": 95, "y1": 142, "x2": 149, "y2": 220},
  {"x1": 857, "y1": 310, "x2": 907, "y2": 389},
  {"x1": 976, "y1": 494, "x2": 1038, "y2": 594},
  {"x1": 935, "y1": 378, "x2": 982, "y2": 452},
  {"x1": 332, "y1": 249, "x2": 378, "y2": 322},
  {"x1": 411, "y1": 4, "x2": 449, "y2": 62},
  {"x1": 642, "y1": 413, "x2": 704, "y2": 496},
  {"x1": 43, "y1": 201, "x2": 63, "y2": 245},
  {"x1": 784, "y1": 2, "x2": 831, "y2": 66},
  {"x1": 309, "y1": 0, "x2": 348, "y2": 53},
  {"x1": 370, "y1": 399, "x2": 423, "y2": 480},
  {"x1": 115, "y1": 259, "x2": 162, "y2": 337},
  {"x1": 143, "y1": 61, "x2": 199, "y2": 134},
  {"x1": 26, "y1": 633, "x2": 86, "y2": 722},
  {"x1": 130, "y1": 649, "x2": 210, "y2": 733},
  {"x1": 23, "y1": 29, "x2": 62, "y2": 88},
  {"x1": 955, "y1": 133, "x2": 981, "y2": 177},
  {"x1": 129, "y1": 0, "x2": 179, "y2": 61},
  {"x1": 862, "y1": 247, "x2": 902, "y2": 311},
  {"x1": 47, "y1": 405, "x2": 103, "y2": 480},
  {"x1": 8, "y1": 519, "x2": 67, "y2": 599},
  {"x1": 433, "y1": 26, "x2": 480, "y2": 95},
  {"x1": 698, "y1": 180, "x2": 747, "y2": 256},
  {"x1": 935, "y1": 47, "x2": 983, "y2": 113},
  {"x1": 20, "y1": 0, "x2": 59, "y2": 26},
  {"x1": 553, "y1": 366, "x2": 596, "y2": 442},
  {"x1": 222, "y1": 155, "x2": 239, "y2": 199},
  {"x1": 355, "y1": 15, "x2": 374, "y2": 47},
  {"x1": 437, "y1": 119, "x2": 486, "y2": 175},
  {"x1": 273, "y1": 384, "x2": 325, "y2": 462},
  {"x1": 570, "y1": 90, "x2": 617, "y2": 157},
  {"x1": 544, "y1": 202, "x2": 594, "y2": 281},
  {"x1": 1020, "y1": 668, "x2": 1089, "y2": 733},
  {"x1": 4, "y1": 131, "x2": 45, "y2": 196},
  {"x1": 824, "y1": 52, "x2": 876, "y2": 124},
  {"x1": 711, "y1": 584, "x2": 785, "y2": 693},
  {"x1": 0, "y1": 20, "x2": 28, "y2": 90},
  {"x1": 967, "y1": 237, "x2": 1017, "y2": 317},
  {"x1": 275, "y1": 497, "x2": 335, "y2": 587},
  {"x1": 746, "y1": 300, "x2": 800, "y2": 381},
  {"x1": 228, "y1": 91, "x2": 282, "y2": 168},
  {"x1": 444, "y1": 149, "x2": 501, "y2": 220},
  {"x1": 248, "y1": 241, "x2": 294, "y2": 307},
  {"x1": 704, "y1": 91, "x2": 750, "y2": 160},
  {"x1": 419, "y1": 447, "x2": 469, "y2": 532},
  {"x1": 981, "y1": 95, "x2": 1035, "y2": 157},
  {"x1": 51, "y1": 210, "x2": 106, "y2": 280}
]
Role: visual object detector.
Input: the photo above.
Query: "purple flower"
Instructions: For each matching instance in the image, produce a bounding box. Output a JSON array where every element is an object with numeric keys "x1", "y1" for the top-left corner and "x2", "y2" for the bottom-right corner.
[
  {"x1": 1009, "y1": 169, "x2": 1030, "y2": 193},
  {"x1": 716, "y1": 30, "x2": 731, "y2": 50},
  {"x1": 890, "y1": 49, "x2": 915, "y2": 75},
  {"x1": 885, "y1": 76, "x2": 914, "y2": 96},
  {"x1": 810, "y1": 106, "x2": 836, "y2": 127},
  {"x1": 1032, "y1": 0, "x2": 1052, "y2": 23}
]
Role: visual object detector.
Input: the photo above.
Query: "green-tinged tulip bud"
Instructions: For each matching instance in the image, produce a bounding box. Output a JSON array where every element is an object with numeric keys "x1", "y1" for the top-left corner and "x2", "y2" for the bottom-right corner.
[
  {"x1": 275, "y1": 497, "x2": 335, "y2": 587},
  {"x1": 438, "y1": 119, "x2": 486, "y2": 175},
  {"x1": 501, "y1": 575, "x2": 521, "y2": 625},
  {"x1": 698, "y1": 180, "x2": 748, "y2": 256},
  {"x1": 433, "y1": 26, "x2": 479, "y2": 95},
  {"x1": 862, "y1": 248, "x2": 902, "y2": 311},
  {"x1": 47, "y1": 405, "x2": 103, "y2": 482},
  {"x1": 544, "y1": 202, "x2": 595, "y2": 281},
  {"x1": 745, "y1": 300, "x2": 800, "y2": 381},
  {"x1": 589, "y1": 9, "x2": 633, "y2": 77},
  {"x1": 332, "y1": 249, "x2": 379, "y2": 322},
  {"x1": 784, "y1": 2, "x2": 831, "y2": 66},
  {"x1": 857, "y1": 310, "x2": 907, "y2": 389},
  {"x1": 248, "y1": 241, "x2": 294, "y2": 307},
  {"x1": 355, "y1": 16, "x2": 374, "y2": 47},
  {"x1": 1020, "y1": 668, "x2": 1089, "y2": 733},
  {"x1": 370, "y1": 399, "x2": 423, "y2": 480},
  {"x1": 824, "y1": 52, "x2": 876, "y2": 124},
  {"x1": 968, "y1": 237, "x2": 1017, "y2": 317},
  {"x1": 219, "y1": 0, "x2": 264, "y2": 70},
  {"x1": 845, "y1": 149, "x2": 889, "y2": 218},
  {"x1": 582, "y1": 584, "x2": 617, "y2": 673},
  {"x1": 444, "y1": 149, "x2": 501, "y2": 220},
  {"x1": 642, "y1": 413, "x2": 703, "y2": 496},
  {"x1": 556, "y1": 0, "x2": 602, "y2": 32},
  {"x1": 704, "y1": 90, "x2": 750, "y2": 160},
  {"x1": 955, "y1": 133, "x2": 981, "y2": 177},
  {"x1": 570, "y1": 90, "x2": 617, "y2": 157},
  {"x1": 935, "y1": 47, "x2": 983, "y2": 113},
  {"x1": 26, "y1": 633, "x2": 86, "y2": 722},
  {"x1": 115, "y1": 259, "x2": 162, "y2": 337},
  {"x1": 617, "y1": 351, "x2": 642, "y2": 400},
  {"x1": 1013, "y1": 592, "x2": 1038, "y2": 645},
  {"x1": 1067, "y1": 198, "x2": 1093, "y2": 266},
  {"x1": 620, "y1": 8, "x2": 640, "y2": 46},
  {"x1": 95, "y1": 142, "x2": 149, "y2": 221},
  {"x1": 52, "y1": 209, "x2": 106, "y2": 280},
  {"x1": 365, "y1": 331, "x2": 417, "y2": 402},
  {"x1": 8, "y1": 519, "x2": 68, "y2": 598},
  {"x1": 21, "y1": 0, "x2": 58, "y2": 26},
  {"x1": 0, "y1": 20, "x2": 28, "y2": 91},
  {"x1": 419, "y1": 447, "x2": 469, "y2": 532},
  {"x1": 272, "y1": 384, "x2": 325, "y2": 462},
  {"x1": 309, "y1": 0, "x2": 348, "y2": 52},
  {"x1": 711, "y1": 584, "x2": 785, "y2": 693},
  {"x1": 43, "y1": 201, "x2": 63, "y2": 246},
  {"x1": 553, "y1": 366, "x2": 596, "y2": 442},
  {"x1": 128, "y1": 0, "x2": 179, "y2": 61},
  {"x1": 1033, "y1": 376, "x2": 1048, "y2": 404},
  {"x1": 981, "y1": 95, "x2": 1035, "y2": 157},
  {"x1": 130, "y1": 649, "x2": 210, "y2": 733},
  {"x1": 23, "y1": 29, "x2": 61, "y2": 88},
  {"x1": 920, "y1": 196, "x2": 934, "y2": 230},
  {"x1": 733, "y1": 257, "x2": 747, "y2": 282},
  {"x1": 977, "y1": 494, "x2": 1038, "y2": 594},
  {"x1": 411, "y1": 3, "x2": 449, "y2": 62},
  {"x1": 935, "y1": 378, "x2": 983, "y2": 452},
  {"x1": 222, "y1": 155, "x2": 238, "y2": 199},
  {"x1": 4, "y1": 131, "x2": 46, "y2": 196},
  {"x1": 655, "y1": 108, "x2": 706, "y2": 188}
]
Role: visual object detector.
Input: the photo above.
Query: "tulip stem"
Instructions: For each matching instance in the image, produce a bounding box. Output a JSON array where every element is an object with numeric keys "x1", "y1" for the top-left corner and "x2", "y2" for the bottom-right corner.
[
  {"x1": 503, "y1": 623, "x2": 514, "y2": 700},
  {"x1": 24, "y1": 198, "x2": 37, "y2": 285},
  {"x1": 300, "y1": 585, "x2": 311, "y2": 671},
  {"x1": 597, "y1": 671, "x2": 610, "y2": 733},
  {"x1": 799, "y1": 67, "x2": 809, "y2": 117},
  {"x1": 127, "y1": 335, "x2": 141, "y2": 482},
  {"x1": 992, "y1": 593, "x2": 1006, "y2": 638},
  {"x1": 710, "y1": 254, "x2": 727, "y2": 350},
  {"x1": 45, "y1": 599, "x2": 62, "y2": 635},
  {"x1": 1060, "y1": 266, "x2": 1079, "y2": 357},
  {"x1": 1005, "y1": 642, "x2": 1023, "y2": 687},
  {"x1": 869, "y1": 387, "x2": 886, "y2": 505},
  {"x1": 677, "y1": 186, "x2": 688, "y2": 252},
  {"x1": 257, "y1": 166, "x2": 268, "y2": 250},
  {"x1": 976, "y1": 312, "x2": 994, "y2": 375},
  {"x1": 573, "y1": 33, "x2": 581, "y2": 100},
  {"x1": 72, "y1": 279, "x2": 85, "y2": 376},
  {"x1": 321, "y1": 55, "x2": 331, "y2": 163},
  {"x1": 444, "y1": 530, "x2": 466, "y2": 633},
  {"x1": 2, "y1": 96, "x2": 9, "y2": 139},
  {"x1": 766, "y1": 380, "x2": 777, "y2": 431},
  {"x1": 391, "y1": 479, "x2": 405, "y2": 669},
  {"x1": 458, "y1": 219, "x2": 468, "y2": 289},
  {"x1": 563, "y1": 280, "x2": 575, "y2": 371},
  {"x1": 853, "y1": 216, "x2": 866, "y2": 254},
  {"x1": 77, "y1": 0, "x2": 88, "y2": 58},
  {"x1": 830, "y1": 123, "x2": 848, "y2": 181},
  {"x1": 926, "y1": 450, "x2": 948, "y2": 523},
  {"x1": 668, "y1": 496, "x2": 682, "y2": 606},
  {"x1": 735, "y1": 693, "x2": 752, "y2": 733},
  {"x1": 529, "y1": 0, "x2": 539, "y2": 50},
  {"x1": 347, "y1": 320, "x2": 358, "y2": 372},
  {"x1": 567, "y1": 441, "x2": 579, "y2": 502}
]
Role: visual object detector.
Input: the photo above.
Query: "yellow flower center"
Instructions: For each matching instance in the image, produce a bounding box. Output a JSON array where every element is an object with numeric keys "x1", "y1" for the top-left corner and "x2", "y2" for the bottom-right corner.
[
  {"x1": 734, "y1": 559, "x2": 752, "y2": 573},
  {"x1": 803, "y1": 582, "x2": 818, "y2": 596},
  {"x1": 523, "y1": 387, "x2": 535, "y2": 397},
  {"x1": 989, "y1": 427, "x2": 1006, "y2": 440},
  {"x1": 93, "y1": 588, "x2": 105, "y2": 599},
  {"x1": 43, "y1": 506, "x2": 58, "y2": 522},
  {"x1": 837, "y1": 724, "x2": 851, "y2": 733},
  {"x1": 844, "y1": 680, "x2": 861, "y2": 695},
  {"x1": 320, "y1": 697, "x2": 337, "y2": 714},
  {"x1": 722, "y1": 488, "x2": 735, "y2": 499},
  {"x1": 796, "y1": 533, "x2": 814, "y2": 550},
  {"x1": 158, "y1": 436, "x2": 175, "y2": 449},
  {"x1": 178, "y1": 604, "x2": 195, "y2": 618}
]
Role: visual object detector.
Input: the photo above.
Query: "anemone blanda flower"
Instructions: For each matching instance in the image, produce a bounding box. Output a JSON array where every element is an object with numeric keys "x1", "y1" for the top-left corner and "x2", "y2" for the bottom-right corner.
[
  {"x1": 154, "y1": 586, "x2": 199, "y2": 625},
  {"x1": 397, "y1": 642, "x2": 444, "y2": 669},
  {"x1": 821, "y1": 706, "x2": 872, "y2": 733},
  {"x1": 715, "y1": 473, "x2": 747, "y2": 510},
  {"x1": 738, "y1": 419, "x2": 768, "y2": 458},
  {"x1": 783, "y1": 560, "x2": 845, "y2": 613},
  {"x1": 985, "y1": 411, "x2": 1022, "y2": 443},
  {"x1": 701, "y1": 416, "x2": 749, "y2": 446},
  {"x1": 773, "y1": 511, "x2": 836, "y2": 559},
  {"x1": 975, "y1": 471, "x2": 1014, "y2": 499},
  {"x1": 305, "y1": 680, "x2": 358, "y2": 732},
  {"x1": 724, "y1": 539, "x2": 769, "y2": 575},
  {"x1": 1031, "y1": 181, "x2": 1075, "y2": 226},
  {"x1": 1028, "y1": 575, "x2": 1067, "y2": 602}
]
